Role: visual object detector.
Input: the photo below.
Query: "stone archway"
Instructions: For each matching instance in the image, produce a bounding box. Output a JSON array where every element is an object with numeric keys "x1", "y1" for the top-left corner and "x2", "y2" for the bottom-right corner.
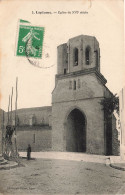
[{"x1": 66, "y1": 108, "x2": 86, "y2": 152}]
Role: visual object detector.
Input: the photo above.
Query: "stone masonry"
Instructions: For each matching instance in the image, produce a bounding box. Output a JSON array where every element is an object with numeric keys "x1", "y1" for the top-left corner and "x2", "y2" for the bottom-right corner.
[{"x1": 52, "y1": 35, "x2": 119, "y2": 155}]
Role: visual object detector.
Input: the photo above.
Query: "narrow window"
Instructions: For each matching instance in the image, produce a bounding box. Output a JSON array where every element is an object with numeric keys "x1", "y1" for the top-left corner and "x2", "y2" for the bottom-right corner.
[
  {"x1": 74, "y1": 48, "x2": 78, "y2": 66},
  {"x1": 95, "y1": 50, "x2": 98, "y2": 66},
  {"x1": 66, "y1": 53, "x2": 68, "y2": 64},
  {"x1": 85, "y1": 47, "x2": 91, "y2": 65},
  {"x1": 33, "y1": 134, "x2": 35, "y2": 143},
  {"x1": 41, "y1": 117, "x2": 44, "y2": 125},
  {"x1": 32, "y1": 115, "x2": 36, "y2": 126},
  {"x1": 78, "y1": 79, "x2": 81, "y2": 88},
  {"x1": 64, "y1": 68, "x2": 67, "y2": 74},
  {"x1": 69, "y1": 81, "x2": 72, "y2": 89},
  {"x1": 74, "y1": 80, "x2": 76, "y2": 90}
]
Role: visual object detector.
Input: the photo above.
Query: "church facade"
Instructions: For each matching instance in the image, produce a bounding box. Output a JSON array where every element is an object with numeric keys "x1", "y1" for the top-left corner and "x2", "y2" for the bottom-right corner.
[
  {"x1": 0, "y1": 35, "x2": 119, "y2": 155},
  {"x1": 52, "y1": 35, "x2": 119, "y2": 155}
]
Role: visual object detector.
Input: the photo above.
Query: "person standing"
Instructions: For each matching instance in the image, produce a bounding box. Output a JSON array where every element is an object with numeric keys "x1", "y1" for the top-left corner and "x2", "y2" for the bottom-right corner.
[{"x1": 27, "y1": 144, "x2": 31, "y2": 160}]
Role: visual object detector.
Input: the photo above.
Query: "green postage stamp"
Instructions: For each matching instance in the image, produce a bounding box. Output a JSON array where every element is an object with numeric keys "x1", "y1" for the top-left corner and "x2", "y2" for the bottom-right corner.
[{"x1": 16, "y1": 23, "x2": 44, "y2": 58}]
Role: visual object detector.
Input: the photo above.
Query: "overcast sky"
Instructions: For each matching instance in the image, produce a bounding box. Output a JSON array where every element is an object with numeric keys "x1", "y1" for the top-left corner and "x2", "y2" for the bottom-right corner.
[{"x1": 0, "y1": 0, "x2": 124, "y2": 112}]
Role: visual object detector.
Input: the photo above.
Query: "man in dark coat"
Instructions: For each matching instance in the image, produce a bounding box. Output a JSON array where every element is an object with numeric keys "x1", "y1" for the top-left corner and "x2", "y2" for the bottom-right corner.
[{"x1": 27, "y1": 144, "x2": 31, "y2": 160}]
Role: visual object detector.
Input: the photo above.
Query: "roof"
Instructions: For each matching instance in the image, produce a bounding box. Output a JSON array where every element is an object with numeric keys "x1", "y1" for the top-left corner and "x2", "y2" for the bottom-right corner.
[{"x1": 3, "y1": 106, "x2": 52, "y2": 114}]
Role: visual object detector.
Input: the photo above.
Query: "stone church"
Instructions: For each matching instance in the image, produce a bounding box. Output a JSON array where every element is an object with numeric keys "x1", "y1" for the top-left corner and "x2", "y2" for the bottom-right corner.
[
  {"x1": 0, "y1": 35, "x2": 119, "y2": 155},
  {"x1": 52, "y1": 35, "x2": 119, "y2": 155}
]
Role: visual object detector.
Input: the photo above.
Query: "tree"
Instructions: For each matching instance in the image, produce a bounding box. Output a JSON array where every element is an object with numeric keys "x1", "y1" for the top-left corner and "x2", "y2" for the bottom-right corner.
[{"x1": 100, "y1": 94, "x2": 119, "y2": 119}]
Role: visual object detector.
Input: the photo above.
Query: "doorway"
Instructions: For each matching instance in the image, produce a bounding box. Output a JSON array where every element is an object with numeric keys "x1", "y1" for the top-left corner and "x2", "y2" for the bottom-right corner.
[{"x1": 66, "y1": 108, "x2": 86, "y2": 152}]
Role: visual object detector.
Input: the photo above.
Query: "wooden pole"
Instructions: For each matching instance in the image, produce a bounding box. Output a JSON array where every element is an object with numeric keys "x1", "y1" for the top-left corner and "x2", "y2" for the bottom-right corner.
[
  {"x1": 2, "y1": 110, "x2": 4, "y2": 156},
  {"x1": 15, "y1": 77, "x2": 18, "y2": 155},
  {"x1": 10, "y1": 87, "x2": 13, "y2": 125},
  {"x1": 8, "y1": 95, "x2": 10, "y2": 125}
]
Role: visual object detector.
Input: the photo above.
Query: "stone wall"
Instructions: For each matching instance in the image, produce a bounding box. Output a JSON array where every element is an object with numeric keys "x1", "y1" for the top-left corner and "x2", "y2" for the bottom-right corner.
[
  {"x1": 53, "y1": 73, "x2": 105, "y2": 104},
  {"x1": 52, "y1": 72, "x2": 109, "y2": 155},
  {"x1": 2, "y1": 107, "x2": 52, "y2": 152},
  {"x1": 52, "y1": 98, "x2": 105, "y2": 154},
  {"x1": 112, "y1": 115, "x2": 120, "y2": 155},
  {"x1": 14, "y1": 126, "x2": 52, "y2": 152}
]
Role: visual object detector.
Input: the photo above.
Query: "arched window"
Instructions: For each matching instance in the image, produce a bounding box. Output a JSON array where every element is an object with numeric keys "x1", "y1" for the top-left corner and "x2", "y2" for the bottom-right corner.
[
  {"x1": 85, "y1": 47, "x2": 91, "y2": 65},
  {"x1": 74, "y1": 48, "x2": 78, "y2": 66}
]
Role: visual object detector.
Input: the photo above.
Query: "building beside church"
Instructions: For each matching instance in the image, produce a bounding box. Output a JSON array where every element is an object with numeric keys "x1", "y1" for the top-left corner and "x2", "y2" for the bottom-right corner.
[
  {"x1": 2, "y1": 107, "x2": 52, "y2": 152},
  {"x1": 0, "y1": 35, "x2": 119, "y2": 155}
]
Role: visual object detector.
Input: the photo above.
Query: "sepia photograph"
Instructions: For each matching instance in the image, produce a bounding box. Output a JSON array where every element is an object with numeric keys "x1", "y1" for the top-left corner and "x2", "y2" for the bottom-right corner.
[{"x1": 0, "y1": 0, "x2": 125, "y2": 194}]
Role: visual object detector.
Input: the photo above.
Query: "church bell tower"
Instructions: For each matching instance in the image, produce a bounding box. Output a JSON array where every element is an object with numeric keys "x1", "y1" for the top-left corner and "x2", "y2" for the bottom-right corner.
[
  {"x1": 57, "y1": 35, "x2": 100, "y2": 75},
  {"x1": 52, "y1": 35, "x2": 115, "y2": 155}
]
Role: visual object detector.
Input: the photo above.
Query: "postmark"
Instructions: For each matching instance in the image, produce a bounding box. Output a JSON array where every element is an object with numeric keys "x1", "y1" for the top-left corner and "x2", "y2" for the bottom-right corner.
[{"x1": 16, "y1": 24, "x2": 44, "y2": 58}]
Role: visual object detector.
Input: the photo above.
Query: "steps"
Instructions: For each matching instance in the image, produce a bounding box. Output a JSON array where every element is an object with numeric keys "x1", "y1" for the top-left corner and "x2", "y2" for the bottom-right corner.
[
  {"x1": 0, "y1": 155, "x2": 18, "y2": 170},
  {"x1": 0, "y1": 155, "x2": 8, "y2": 165}
]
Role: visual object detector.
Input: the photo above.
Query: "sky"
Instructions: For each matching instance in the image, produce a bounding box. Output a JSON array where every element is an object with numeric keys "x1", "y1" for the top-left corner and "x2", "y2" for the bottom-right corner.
[{"x1": 0, "y1": 0, "x2": 124, "y2": 112}]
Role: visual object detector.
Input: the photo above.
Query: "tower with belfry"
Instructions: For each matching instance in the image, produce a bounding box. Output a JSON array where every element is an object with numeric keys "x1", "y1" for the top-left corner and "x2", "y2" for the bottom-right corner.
[{"x1": 52, "y1": 35, "x2": 119, "y2": 155}]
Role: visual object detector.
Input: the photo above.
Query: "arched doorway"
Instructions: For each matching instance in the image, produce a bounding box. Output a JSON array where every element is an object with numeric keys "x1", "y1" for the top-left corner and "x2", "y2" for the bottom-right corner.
[{"x1": 66, "y1": 108, "x2": 86, "y2": 152}]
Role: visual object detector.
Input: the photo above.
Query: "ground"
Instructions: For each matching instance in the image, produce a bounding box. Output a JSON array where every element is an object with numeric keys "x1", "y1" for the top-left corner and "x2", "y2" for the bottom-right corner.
[{"x1": 0, "y1": 153, "x2": 125, "y2": 195}]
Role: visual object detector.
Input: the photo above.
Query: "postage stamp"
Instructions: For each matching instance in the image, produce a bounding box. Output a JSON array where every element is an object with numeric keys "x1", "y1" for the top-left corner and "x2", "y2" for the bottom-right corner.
[{"x1": 16, "y1": 24, "x2": 44, "y2": 58}]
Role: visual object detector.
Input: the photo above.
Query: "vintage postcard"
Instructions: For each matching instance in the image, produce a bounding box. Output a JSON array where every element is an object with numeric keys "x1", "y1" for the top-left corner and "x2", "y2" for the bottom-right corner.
[{"x1": 0, "y1": 0, "x2": 124, "y2": 194}]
